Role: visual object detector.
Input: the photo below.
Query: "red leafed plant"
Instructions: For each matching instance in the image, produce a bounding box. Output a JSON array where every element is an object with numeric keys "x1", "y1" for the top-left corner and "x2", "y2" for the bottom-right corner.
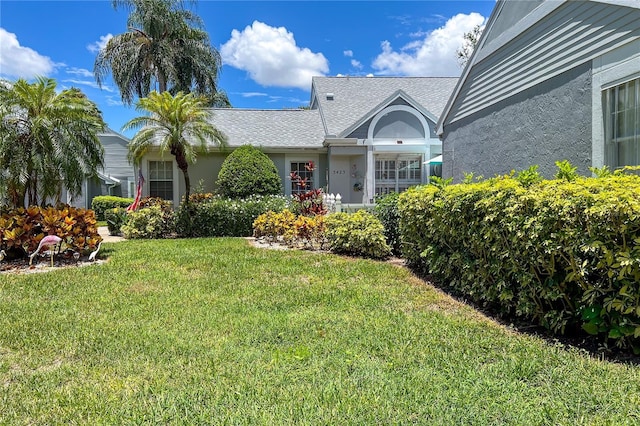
[{"x1": 290, "y1": 161, "x2": 327, "y2": 216}]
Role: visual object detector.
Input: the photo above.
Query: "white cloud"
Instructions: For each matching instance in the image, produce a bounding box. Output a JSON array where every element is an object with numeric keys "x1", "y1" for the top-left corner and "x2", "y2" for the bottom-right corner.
[
  {"x1": 372, "y1": 12, "x2": 486, "y2": 77},
  {"x1": 343, "y1": 50, "x2": 353, "y2": 57},
  {"x1": 238, "y1": 92, "x2": 268, "y2": 98},
  {"x1": 0, "y1": 28, "x2": 56, "y2": 78},
  {"x1": 350, "y1": 59, "x2": 363, "y2": 69},
  {"x1": 266, "y1": 95, "x2": 305, "y2": 104},
  {"x1": 105, "y1": 96, "x2": 124, "y2": 107},
  {"x1": 63, "y1": 78, "x2": 114, "y2": 92},
  {"x1": 66, "y1": 67, "x2": 93, "y2": 77},
  {"x1": 220, "y1": 21, "x2": 329, "y2": 90},
  {"x1": 87, "y1": 34, "x2": 113, "y2": 53}
]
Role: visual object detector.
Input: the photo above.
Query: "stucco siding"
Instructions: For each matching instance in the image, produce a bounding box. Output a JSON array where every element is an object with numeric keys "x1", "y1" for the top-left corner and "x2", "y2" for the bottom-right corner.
[
  {"x1": 443, "y1": 62, "x2": 593, "y2": 181},
  {"x1": 187, "y1": 153, "x2": 227, "y2": 194}
]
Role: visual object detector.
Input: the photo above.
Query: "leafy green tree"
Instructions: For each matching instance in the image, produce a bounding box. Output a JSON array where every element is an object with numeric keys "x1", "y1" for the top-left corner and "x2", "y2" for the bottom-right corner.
[
  {"x1": 94, "y1": 0, "x2": 229, "y2": 106},
  {"x1": 0, "y1": 77, "x2": 105, "y2": 208},
  {"x1": 216, "y1": 145, "x2": 282, "y2": 198},
  {"x1": 124, "y1": 90, "x2": 227, "y2": 202}
]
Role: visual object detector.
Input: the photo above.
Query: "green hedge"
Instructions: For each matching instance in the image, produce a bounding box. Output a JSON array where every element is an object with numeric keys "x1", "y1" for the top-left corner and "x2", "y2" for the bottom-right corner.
[
  {"x1": 325, "y1": 210, "x2": 391, "y2": 259},
  {"x1": 91, "y1": 195, "x2": 134, "y2": 220},
  {"x1": 374, "y1": 192, "x2": 402, "y2": 256},
  {"x1": 176, "y1": 195, "x2": 290, "y2": 238},
  {"x1": 398, "y1": 174, "x2": 640, "y2": 351},
  {"x1": 121, "y1": 205, "x2": 175, "y2": 239}
]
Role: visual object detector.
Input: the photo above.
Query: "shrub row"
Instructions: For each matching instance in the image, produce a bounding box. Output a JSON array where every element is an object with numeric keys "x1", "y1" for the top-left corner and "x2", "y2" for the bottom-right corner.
[
  {"x1": 0, "y1": 205, "x2": 101, "y2": 258},
  {"x1": 253, "y1": 209, "x2": 391, "y2": 259},
  {"x1": 91, "y1": 195, "x2": 134, "y2": 220},
  {"x1": 398, "y1": 174, "x2": 640, "y2": 350},
  {"x1": 175, "y1": 195, "x2": 291, "y2": 238}
]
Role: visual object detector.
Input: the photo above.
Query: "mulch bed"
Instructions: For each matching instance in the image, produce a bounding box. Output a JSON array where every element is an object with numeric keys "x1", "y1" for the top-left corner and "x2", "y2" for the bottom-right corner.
[{"x1": 0, "y1": 254, "x2": 105, "y2": 274}]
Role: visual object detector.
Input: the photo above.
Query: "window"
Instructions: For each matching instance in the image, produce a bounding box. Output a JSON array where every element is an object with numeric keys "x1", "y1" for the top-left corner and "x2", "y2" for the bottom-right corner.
[
  {"x1": 375, "y1": 156, "x2": 422, "y2": 195},
  {"x1": 290, "y1": 161, "x2": 314, "y2": 195},
  {"x1": 604, "y1": 77, "x2": 640, "y2": 169},
  {"x1": 149, "y1": 161, "x2": 173, "y2": 200}
]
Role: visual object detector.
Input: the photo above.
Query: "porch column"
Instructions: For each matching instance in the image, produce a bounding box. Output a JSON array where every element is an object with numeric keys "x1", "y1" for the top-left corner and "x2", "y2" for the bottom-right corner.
[{"x1": 366, "y1": 145, "x2": 374, "y2": 203}]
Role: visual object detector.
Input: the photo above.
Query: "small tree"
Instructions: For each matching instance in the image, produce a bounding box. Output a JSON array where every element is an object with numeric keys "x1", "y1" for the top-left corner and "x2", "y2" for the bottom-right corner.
[
  {"x1": 216, "y1": 145, "x2": 282, "y2": 198},
  {"x1": 0, "y1": 77, "x2": 105, "y2": 208},
  {"x1": 456, "y1": 25, "x2": 483, "y2": 68},
  {"x1": 289, "y1": 161, "x2": 326, "y2": 216},
  {"x1": 125, "y1": 91, "x2": 227, "y2": 204}
]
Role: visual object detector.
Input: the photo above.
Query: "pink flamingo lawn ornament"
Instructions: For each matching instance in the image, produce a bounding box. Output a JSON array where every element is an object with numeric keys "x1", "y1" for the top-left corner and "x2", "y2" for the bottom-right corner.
[{"x1": 29, "y1": 235, "x2": 63, "y2": 267}]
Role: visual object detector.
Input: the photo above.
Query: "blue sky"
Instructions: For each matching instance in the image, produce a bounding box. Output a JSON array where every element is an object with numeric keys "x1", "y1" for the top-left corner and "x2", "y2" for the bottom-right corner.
[{"x1": 0, "y1": 1, "x2": 495, "y2": 137}]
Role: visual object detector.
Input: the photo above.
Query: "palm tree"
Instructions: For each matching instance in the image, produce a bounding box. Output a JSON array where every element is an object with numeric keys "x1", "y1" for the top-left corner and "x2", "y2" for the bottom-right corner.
[
  {"x1": 94, "y1": 0, "x2": 229, "y2": 107},
  {"x1": 124, "y1": 90, "x2": 227, "y2": 202},
  {"x1": 0, "y1": 77, "x2": 105, "y2": 208}
]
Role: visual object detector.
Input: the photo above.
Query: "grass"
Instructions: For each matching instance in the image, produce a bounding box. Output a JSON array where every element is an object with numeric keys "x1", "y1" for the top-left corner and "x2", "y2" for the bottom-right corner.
[{"x1": 1, "y1": 238, "x2": 639, "y2": 424}]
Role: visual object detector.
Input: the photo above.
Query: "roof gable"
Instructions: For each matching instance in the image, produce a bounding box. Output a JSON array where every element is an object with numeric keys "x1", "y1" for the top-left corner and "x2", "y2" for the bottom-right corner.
[
  {"x1": 339, "y1": 90, "x2": 438, "y2": 139},
  {"x1": 312, "y1": 76, "x2": 458, "y2": 137}
]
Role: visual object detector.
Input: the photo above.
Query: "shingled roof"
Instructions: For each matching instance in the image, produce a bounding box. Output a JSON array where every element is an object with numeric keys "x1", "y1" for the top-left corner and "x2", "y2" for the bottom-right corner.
[
  {"x1": 311, "y1": 76, "x2": 459, "y2": 137},
  {"x1": 209, "y1": 108, "x2": 325, "y2": 149}
]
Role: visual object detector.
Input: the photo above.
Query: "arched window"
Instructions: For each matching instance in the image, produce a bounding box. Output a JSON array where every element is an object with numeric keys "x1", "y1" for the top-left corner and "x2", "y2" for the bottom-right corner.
[
  {"x1": 367, "y1": 105, "x2": 430, "y2": 142},
  {"x1": 372, "y1": 110, "x2": 425, "y2": 139}
]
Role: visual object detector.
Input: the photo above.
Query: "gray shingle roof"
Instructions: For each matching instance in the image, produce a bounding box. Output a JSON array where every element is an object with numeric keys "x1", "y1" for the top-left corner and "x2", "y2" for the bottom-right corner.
[
  {"x1": 209, "y1": 108, "x2": 325, "y2": 148},
  {"x1": 311, "y1": 76, "x2": 459, "y2": 137}
]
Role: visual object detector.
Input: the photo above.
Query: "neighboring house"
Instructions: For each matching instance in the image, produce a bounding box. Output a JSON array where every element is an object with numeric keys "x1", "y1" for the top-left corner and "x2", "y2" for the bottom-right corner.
[
  {"x1": 64, "y1": 128, "x2": 135, "y2": 209},
  {"x1": 139, "y1": 76, "x2": 458, "y2": 205},
  {"x1": 437, "y1": 0, "x2": 640, "y2": 180}
]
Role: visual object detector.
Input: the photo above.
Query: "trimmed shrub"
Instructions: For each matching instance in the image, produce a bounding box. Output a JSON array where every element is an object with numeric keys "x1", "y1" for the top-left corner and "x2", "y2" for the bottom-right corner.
[
  {"x1": 325, "y1": 210, "x2": 391, "y2": 259},
  {"x1": 374, "y1": 192, "x2": 401, "y2": 256},
  {"x1": 122, "y1": 205, "x2": 175, "y2": 239},
  {"x1": 92, "y1": 195, "x2": 134, "y2": 220},
  {"x1": 398, "y1": 172, "x2": 640, "y2": 351},
  {"x1": 105, "y1": 207, "x2": 127, "y2": 236},
  {"x1": 216, "y1": 145, "x2": 282, "y2": 198},
  {"x1": 176, "y1": 195, "x2": 290, "y2": 238}
]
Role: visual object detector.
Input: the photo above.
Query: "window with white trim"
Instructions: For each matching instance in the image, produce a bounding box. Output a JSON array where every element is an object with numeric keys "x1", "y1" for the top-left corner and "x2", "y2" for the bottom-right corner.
[
  {"x1": 149, "y1": 161, "x2": 173, "y2": 200},
  {"x1": 603, "y1": 77, "x2": 640, "y2": 169},
  {"x1": 290, "y1": 161, "x2": 314, "y2": 194},
  {"x1": 375, "y1": 156, "x2": 422, "y2": 195}
]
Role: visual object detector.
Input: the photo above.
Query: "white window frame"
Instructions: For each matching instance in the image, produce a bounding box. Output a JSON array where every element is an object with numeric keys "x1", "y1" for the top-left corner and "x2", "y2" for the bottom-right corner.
[
  {"x1": 285, "y1": 155, "x2": 319, "y2": 196},
  {"x1": 374, "y1": 154, "x2": 423, "y2": 196},
  {"x1": 592, "y1": 39, "x2": 640, "y2": 169},
  {"x1": 148, "y1": 160, "x2": 174, "y2": 200},
  {"x1": 602, "y1": 77, "x2": 640, "y2": 169}
]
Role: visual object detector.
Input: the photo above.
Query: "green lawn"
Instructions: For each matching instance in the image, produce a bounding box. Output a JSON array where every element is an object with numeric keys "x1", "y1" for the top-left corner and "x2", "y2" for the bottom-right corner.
[{"x1": 1, "y1": 238, "x2": 639, "y2": 424}]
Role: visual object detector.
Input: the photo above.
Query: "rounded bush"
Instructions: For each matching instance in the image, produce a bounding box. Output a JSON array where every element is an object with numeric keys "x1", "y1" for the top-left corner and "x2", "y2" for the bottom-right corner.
[
  {"x1": 216, "y1": 145, "x2": 282, "y2": 198},
  {"x1": 122, "y1": 205, "x2": 175, "y2": 239},
  {"x1": 325, "y1": 210, "x2": 391, "y2": 259}
]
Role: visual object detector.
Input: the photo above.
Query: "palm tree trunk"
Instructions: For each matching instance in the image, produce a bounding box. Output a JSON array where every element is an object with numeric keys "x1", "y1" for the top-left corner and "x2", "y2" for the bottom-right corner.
[
  {"x1": 173, "y1": 147, "x2": 191, "y2": 204},
  {"x1": 158, "y1": 73, "x2": 167, "y2": 94}
]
